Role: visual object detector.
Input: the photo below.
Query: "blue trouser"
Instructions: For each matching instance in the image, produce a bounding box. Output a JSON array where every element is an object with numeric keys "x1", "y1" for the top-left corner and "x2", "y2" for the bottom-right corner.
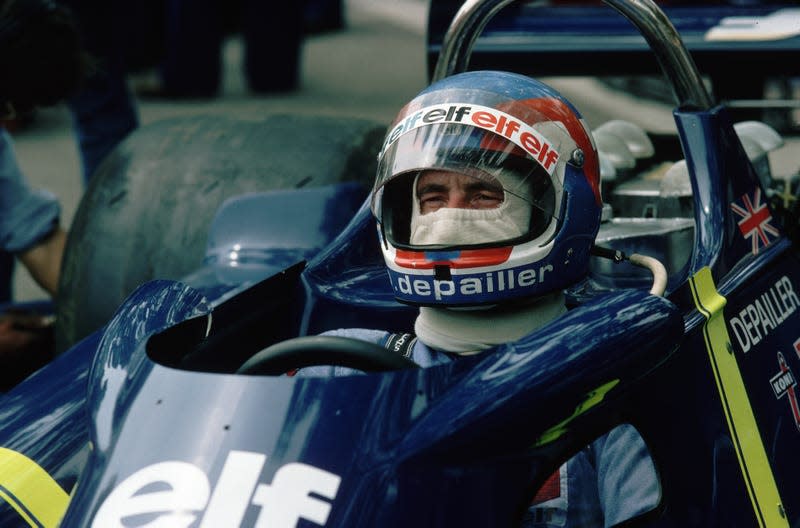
[
  {"x1": 68, "y1": 71, "x2": 139, "y2": 183},
  {"x1": 61, "y1": 0, "x2": 140, "y2": 183}
]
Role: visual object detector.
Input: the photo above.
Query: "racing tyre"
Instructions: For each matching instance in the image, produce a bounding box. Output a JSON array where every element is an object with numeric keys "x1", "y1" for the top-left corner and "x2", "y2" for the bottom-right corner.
[{"x1": 55, "y1": 113, "x2": 386, "y2": 353}]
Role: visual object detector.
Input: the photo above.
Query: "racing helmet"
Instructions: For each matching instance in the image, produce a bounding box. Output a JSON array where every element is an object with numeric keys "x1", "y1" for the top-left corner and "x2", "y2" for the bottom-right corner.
[{"x1": 373, "y1": 71, "x2": 601, "y2": 307}]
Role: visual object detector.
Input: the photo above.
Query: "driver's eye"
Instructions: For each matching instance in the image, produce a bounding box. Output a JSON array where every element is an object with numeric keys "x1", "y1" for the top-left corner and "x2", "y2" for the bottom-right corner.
[
  {"x1": 472, "y1": 192, "x2": 503, "y2": 207},
  {"x1": 419, "y1": 194, "x2": 447, "y2": 213}
]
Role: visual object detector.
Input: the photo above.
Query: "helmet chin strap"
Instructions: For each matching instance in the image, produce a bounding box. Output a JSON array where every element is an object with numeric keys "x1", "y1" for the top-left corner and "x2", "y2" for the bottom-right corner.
[{"x1": 414, "y1": 291, "x2": 567, "y2": 354}]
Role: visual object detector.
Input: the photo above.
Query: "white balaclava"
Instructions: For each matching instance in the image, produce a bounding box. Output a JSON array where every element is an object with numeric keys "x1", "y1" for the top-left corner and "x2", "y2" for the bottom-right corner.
[
  {"x1": 409, "y1": 171, "x2": 532, "y2": 246},
  {"x1": 408, "y1": 171, "x2": 566, "y2": 354}
]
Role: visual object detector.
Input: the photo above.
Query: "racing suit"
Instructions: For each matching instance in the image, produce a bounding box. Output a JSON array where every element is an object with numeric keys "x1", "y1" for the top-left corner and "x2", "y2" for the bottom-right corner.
[
  {"x1": 0, "y1": 128, "x2": 61, "y2": 301},
  {"x1": 301, "y1": 327, "x2": 661, "y2": 528}
]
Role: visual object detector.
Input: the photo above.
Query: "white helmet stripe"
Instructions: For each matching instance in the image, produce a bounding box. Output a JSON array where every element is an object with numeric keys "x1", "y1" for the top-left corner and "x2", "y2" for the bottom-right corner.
[{"x1": 380, "y1": 103, "x2": 560, "y2": 175}]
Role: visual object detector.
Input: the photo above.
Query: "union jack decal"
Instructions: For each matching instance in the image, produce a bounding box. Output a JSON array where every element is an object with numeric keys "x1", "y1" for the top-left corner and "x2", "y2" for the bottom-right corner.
[{"x1": 730, "y1": 188, "x2": 779, "y2": 255}]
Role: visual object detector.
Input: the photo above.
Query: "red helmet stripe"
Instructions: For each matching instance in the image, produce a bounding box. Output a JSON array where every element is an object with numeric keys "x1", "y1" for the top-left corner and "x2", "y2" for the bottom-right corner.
[
  {"x1": 497, "y1": 98, "x2": 601, "y2": 205},
  {"x1": 395, "y1": 247, "x2": 513, "y2": 269}
]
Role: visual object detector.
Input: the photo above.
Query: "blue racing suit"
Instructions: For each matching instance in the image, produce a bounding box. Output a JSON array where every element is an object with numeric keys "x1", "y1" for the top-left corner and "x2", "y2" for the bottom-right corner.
[
  {"x1": 0, "y1": 129, "x2": 61, "y2": 301},
  {"x1": 301, "y1": 327, "x2": 661, "y2": 528}
]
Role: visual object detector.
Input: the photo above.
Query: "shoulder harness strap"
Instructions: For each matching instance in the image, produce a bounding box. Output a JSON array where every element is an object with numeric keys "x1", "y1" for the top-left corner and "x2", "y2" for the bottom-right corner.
[{"x1": 384, "y1": 333, "x2": 417, "y2": 360}]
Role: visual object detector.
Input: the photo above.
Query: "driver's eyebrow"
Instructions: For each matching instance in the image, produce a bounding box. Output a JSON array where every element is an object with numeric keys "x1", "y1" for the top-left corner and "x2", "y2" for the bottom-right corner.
[
  {"x1": 463, "y1": 180, "x2": 503, "y2": 194},
  {"x1": 417, "y1": 180, "x2": 503, "y2": 196},
  {"x1": 417, "y1": 182, "x2": 449, "y2": 195}
]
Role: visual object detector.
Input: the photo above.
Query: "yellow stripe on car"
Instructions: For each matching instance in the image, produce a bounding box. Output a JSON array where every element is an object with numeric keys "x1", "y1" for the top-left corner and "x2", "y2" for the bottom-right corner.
[
  {"x1": 0, "y1": 447, "x2": 69, "y2": 528},
  {"x1": 534, "y1": 379, "x2": 619, "y2": 446},
  {"x1": 689, "y1": 267, "x2": 788, "y2": 527}
]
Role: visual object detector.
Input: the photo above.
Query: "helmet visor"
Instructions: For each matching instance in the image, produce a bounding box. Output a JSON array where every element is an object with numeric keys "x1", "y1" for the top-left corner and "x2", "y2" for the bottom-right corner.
[{"x1": 374, "y1": 121, "x2": 564, "y2": 248}]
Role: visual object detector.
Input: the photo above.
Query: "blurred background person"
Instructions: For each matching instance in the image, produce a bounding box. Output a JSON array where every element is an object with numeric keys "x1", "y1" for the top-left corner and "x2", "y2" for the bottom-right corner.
[
  {"x1": 134, "y1": 0, "x2": 304, "y2": 98},
  {"x1": 0, "y1": 0, "x2": 90, "y2": 386},
  {"x1": 60, "y1": 0, "x2": 140, "y2": 183},
  {"x1": 1, "y1": 0, "x2": 89, "y2": 302}
]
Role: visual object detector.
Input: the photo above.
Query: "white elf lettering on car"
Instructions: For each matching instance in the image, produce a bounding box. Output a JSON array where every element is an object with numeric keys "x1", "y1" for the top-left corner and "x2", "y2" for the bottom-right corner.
[
  {"x1": 381, "y1": 103, "x2": 560, "y2": 174},
  {"x1": 393, "y1": 265, "x2": 553, "y2": 301},
  {"x1": 93, "y1": 450, "x2": 341, "y2": 528},
  {"x1": 729, "y1": 276, "x2": 800, "y2": 353}
]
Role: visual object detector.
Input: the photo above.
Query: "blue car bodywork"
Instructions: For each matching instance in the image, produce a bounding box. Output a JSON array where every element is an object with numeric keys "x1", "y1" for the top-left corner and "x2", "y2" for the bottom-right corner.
[{"x1": 2, "y1": 0, "x2": 800, "y2": 526}]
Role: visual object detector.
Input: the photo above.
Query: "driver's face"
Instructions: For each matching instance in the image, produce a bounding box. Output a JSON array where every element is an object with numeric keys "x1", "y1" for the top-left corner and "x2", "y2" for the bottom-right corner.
[{"x1": 416, "y1": 171, "x2": 504, "y2": 215}]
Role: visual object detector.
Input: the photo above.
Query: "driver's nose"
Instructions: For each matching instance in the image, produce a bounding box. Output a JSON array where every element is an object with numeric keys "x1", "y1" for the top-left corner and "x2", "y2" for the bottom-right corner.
[{"x1": 446, "y1": 191, "x2": 470, "y2": 209}]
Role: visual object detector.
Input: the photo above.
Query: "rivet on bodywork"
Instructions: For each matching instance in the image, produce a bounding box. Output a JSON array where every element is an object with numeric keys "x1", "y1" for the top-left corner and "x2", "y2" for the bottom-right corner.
[{"x1": 570, "y1": 148, "x2": 585, "y2": 167}]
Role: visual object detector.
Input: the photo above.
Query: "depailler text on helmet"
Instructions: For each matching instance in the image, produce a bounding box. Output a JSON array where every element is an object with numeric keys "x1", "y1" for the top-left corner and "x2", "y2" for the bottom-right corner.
[
  {"x1": 381, "y1": 103, "x2": 560, "y2": 175},
  {"x1": 391, "y1": 263, "x2": 555, "y2": 302}
]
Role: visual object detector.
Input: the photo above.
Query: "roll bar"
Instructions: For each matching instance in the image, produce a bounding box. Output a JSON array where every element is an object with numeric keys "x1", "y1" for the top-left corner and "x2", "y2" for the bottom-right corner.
[{"x1": 432, "y1": 0, "x2": 714, "y2": 109}]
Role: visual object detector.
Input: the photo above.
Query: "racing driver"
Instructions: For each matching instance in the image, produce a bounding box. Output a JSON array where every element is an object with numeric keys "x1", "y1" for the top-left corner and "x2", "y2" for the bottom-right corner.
[{"x1": 302, "y1": 70, "x2": 661, "y2": 527}]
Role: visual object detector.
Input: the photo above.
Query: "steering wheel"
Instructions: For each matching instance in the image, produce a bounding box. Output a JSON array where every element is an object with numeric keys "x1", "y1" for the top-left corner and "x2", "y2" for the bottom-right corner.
[{"x1": 236, "y1": 335, "x2": 419, "y2": 375}]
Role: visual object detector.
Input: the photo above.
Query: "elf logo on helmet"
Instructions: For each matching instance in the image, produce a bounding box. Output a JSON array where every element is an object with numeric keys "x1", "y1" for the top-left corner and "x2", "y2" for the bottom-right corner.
[
  {"x1": 390, "y1": 264, "x2": 554, "y2": 302},
  {"x1": 381, "y1": 103, "x2": 560, "y2": 175},
  {"x1": 93, "y1": 450, "x2": 341, "y2": 528}
]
